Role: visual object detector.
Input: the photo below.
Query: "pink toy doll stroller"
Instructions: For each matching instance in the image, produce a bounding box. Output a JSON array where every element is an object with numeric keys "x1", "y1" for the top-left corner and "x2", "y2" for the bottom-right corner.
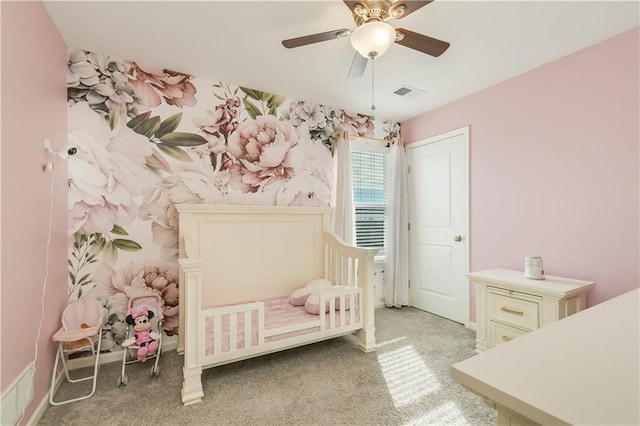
[{"x1": 117, "y1": 293, "x2": 163, "y2": 386}]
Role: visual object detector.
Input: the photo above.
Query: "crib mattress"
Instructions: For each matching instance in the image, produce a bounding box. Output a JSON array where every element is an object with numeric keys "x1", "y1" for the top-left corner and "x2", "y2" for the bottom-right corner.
[{"x1": 204, "y1": 296, "x2": 358, "y2": 355}]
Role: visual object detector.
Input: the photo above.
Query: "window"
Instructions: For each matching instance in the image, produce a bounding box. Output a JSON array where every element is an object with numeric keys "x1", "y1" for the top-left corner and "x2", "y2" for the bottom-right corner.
[{"x1": 351, "y1": 139, "x2": 388, "y2": 254}]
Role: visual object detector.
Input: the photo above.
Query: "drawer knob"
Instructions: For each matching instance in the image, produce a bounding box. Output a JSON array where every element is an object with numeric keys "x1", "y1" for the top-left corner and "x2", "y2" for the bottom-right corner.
[
  {"x1": 454, "y1": 235, "x2": 464, "y2": 242},
  {"x1": 501, "y1": 307, "x2": 524, "y2": 316}
]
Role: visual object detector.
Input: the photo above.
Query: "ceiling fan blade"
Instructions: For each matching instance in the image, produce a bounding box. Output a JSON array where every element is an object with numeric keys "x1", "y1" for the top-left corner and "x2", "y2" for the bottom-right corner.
[
  {"x1": 395, "y1": 28, "x2": 450, "y2": 57},
  {"x1": 348, "y1": 52, "x2": 368, "y2": 79},
  {"x1": 390, "y1": 1, "x2": 433, "y2": 19},
  {"x1": 282, "y1": 29, "x2": 350, "y2": 49}
]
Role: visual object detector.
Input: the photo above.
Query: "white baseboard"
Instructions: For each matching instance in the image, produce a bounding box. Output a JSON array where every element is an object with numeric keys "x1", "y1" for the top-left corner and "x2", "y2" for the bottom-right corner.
[
  {"x1": 466, "y1": 321, "x2": 477, "y2": 331},
  {"x1": 27, "y1": 367, "x2": 64, "y2": 426}
]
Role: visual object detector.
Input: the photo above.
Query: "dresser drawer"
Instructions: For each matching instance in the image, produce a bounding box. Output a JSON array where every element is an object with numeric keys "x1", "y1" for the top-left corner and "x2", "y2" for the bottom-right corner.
[
  {"x1": 488, "y1": 291, "x2": 539, "y2": 331},
  {"x1": 489, "y1": 321, "x2": 528, "y2": 347}
]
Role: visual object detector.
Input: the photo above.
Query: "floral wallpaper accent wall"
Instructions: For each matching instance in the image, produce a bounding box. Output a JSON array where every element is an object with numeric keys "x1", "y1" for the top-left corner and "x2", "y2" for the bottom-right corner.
[{"x1": 67, "y1": 48, "x2": 400, "y2": 351}]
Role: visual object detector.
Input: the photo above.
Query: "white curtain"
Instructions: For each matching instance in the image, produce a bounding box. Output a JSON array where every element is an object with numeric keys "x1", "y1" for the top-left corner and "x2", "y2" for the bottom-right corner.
[
  {"x1": 331, "y1": 131, "x2": 355, "y2": 245},
  {"x1": 384, "y1": 138, "x2": 409, "y2": 308}
]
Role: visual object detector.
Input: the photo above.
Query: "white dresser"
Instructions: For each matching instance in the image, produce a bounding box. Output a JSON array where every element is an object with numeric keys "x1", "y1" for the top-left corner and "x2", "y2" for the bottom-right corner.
[{"x1": 468, "y1": 269, "x2": 595, "y2": 352}]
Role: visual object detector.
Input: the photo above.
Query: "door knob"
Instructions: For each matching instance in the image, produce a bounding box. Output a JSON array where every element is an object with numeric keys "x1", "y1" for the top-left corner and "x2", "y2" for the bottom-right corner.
[{"x1": 454, "y1": 235, "x2": 464, "y2": 242}]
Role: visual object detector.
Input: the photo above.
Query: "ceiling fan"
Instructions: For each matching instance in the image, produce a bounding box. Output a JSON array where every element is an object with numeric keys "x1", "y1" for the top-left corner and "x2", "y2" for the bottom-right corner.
[{"x1": 281, "y1": 0, "x2": 450, "y2": 78}]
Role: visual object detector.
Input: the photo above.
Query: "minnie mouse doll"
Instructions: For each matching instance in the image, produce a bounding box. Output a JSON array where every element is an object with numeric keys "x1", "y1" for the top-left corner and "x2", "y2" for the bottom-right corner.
[{"x1": 122, "y1": 306, "x2": 160, "y2": 361}]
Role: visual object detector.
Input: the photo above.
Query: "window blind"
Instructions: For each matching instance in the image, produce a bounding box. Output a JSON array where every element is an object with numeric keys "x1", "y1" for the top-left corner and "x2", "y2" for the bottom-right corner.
[{"x1": 352, "y1": 149, "x2": 386, "y2": 250}]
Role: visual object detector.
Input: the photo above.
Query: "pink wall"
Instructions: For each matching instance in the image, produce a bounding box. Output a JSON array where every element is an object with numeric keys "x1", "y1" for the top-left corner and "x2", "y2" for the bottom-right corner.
[
  {"x1": 1, "y1": 1, "x2": 68, "y2": 421},
  {"x1": 402, "y1": 27, "x2": 639, "y2": 320}
]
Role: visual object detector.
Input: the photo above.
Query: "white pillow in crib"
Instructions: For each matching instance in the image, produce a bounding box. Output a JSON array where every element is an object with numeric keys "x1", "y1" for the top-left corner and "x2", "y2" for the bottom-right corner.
[
  {"x1": 289, "y1": 278, "x2": 333, "y2": 306},
  {"x1": 334, "y1": 287, "x2": 353, "y2": 310},
  {"x1": 304, "y1": 285, "x2": 351, "y2": 315}
]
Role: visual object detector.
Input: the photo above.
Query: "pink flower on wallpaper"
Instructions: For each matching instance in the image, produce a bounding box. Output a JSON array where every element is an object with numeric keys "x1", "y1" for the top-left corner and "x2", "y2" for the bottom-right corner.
[
  {"x1": 87, "y1": 260, "x2": 180, "y2": 337},
  {"x1": 194, "y1": 102, "x2": 239, "y2": 140},
  {"x1": 138, "y1": 166, "x2": 225, "y2": 259},
  {"x1": 341, "y1": 111, "x2": 374, "y2": 138},
  {"x1": 226, "y1": 115, "x2": 307, "y2": 193},
  {"x1": 192, "y1": 108, "x2": 234, "y2": 161},
  {"x1": 126, "y1": 62, "x2": 197, "y2": 109},
  {"x1": 276, "y1": 138, "x2": 333, "y2": 207},
  {"x1": 276, "y1": 175, "x2": 332, "y2": 207},
  {"x1": 67, "y1": 102, "x2": 156, "y2": 235}
]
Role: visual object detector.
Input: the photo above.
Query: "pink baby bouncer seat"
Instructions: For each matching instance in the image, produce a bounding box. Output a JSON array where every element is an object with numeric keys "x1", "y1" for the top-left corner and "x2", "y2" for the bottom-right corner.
[
  {"x1": 49, "y1": 298, "x2": 104, "y2": 405},
  {"x1": 117, "y1": 293, "x2": 163, "y2": 386}
]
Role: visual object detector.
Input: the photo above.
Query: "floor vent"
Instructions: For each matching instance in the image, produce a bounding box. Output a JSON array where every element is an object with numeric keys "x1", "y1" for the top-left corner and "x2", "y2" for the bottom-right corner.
[
  {"x1": 1, "y1": 362, "x2": 34, "y2": 425},
  {"x1": 392, "y1": 85, "x2": 428, "y2": 97}
]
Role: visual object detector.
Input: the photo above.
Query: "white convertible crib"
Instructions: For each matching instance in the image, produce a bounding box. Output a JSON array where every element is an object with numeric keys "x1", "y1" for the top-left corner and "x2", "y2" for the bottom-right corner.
[{"x1": 176, "y1": 205, "x2": 377, "y2": 405}]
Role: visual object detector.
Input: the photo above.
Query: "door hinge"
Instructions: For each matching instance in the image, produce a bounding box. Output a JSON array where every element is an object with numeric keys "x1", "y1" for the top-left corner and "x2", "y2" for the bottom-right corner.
[
  {"x1": 407, "y1": 165, "x2": 411, "y2": 173},
  {"x1": 408, "y1": 223, "x2": 411, "y2": 231},
  {"x1": 408, "y1": 280, "x2": 411, "y2": 288}
]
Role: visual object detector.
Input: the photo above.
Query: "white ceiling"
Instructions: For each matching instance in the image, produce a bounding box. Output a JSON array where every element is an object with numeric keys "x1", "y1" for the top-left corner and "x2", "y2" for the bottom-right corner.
[{"x1": 44, "y1": 0, "x2": 639, "y2": 123}]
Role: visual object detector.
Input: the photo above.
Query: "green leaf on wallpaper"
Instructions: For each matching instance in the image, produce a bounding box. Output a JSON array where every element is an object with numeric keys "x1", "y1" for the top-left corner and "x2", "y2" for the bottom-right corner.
[
  {"x1": 266, "y1": 93, "x2": 286, "y2": 109},
  {"x1": 261, "y1": 91, "x2": 279, "y2": 104},
  {"x1": 244, "y1": 99, "x2": 261, "y2": 120},
  {"x1": 135, "y1": 116, "x2": 161, "y2": 138},
  {"x1": 240, "y1": 87, "x2": 263, "y2": 101},
  {"x1": 86, "y1": 234, "x2": 104, "y2": 256},
  {"x1": 155, "y1": 113, "x2": 183, "y2": 138},
  {"x1": 159, "y1": 132, "x2": 208, "y2": 147},
  {"x1": 111, "y1": 224, "x2": 129, "y2": 236},
  {"x1": 268, "y1": 102, "x2": 278, "y2": 117},
  {"x1": 103, "y1": 241, "x2": 118, "y2": 264},
  {"x1": 76, "y1": 273, "x2": 91, "y2": 287},
  {"x1": 108, "y1": 109, "x2": 119, "y2": 131},
  {"x1": 157, "y1": 143, "x2": 192, "y2": 162},
  {"x1": 73, "y1": 232, "x2": 86, "y2": 249},
  {"x1": 112, "y1": 238, "x2": 142, "y2": 252},
  {"x1": 127, "y1": 111, "x2": 152, "y2": 130},
  {"x1": 146, "y1": 148, "x2": 172, "y2": 172}
]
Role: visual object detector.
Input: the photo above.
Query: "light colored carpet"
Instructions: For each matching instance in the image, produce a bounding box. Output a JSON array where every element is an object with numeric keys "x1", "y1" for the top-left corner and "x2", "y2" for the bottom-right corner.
[{"x1": 38, "y1": 307, "x2": 495, "y2": 425}]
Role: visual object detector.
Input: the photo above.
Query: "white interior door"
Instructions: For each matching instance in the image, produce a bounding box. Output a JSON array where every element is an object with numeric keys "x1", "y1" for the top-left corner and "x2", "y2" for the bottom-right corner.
[{"x1": 407, "y1": 127, "x2": 469, "y2": 325}]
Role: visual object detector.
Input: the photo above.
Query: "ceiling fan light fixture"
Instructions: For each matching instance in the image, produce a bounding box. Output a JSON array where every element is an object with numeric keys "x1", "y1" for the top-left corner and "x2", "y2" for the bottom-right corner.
[{"x1": 350, "y1": 21, "x2": 396, "y2": 58}]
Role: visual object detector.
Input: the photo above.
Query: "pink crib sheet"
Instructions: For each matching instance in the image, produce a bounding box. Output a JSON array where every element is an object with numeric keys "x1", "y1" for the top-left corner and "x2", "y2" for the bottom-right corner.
[{"x1": 204, "y1": 296, "x2": 359, "y2": 355}]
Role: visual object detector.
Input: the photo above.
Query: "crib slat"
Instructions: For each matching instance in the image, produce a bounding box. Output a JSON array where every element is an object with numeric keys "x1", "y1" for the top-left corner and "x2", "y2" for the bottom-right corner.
[
  {"x1": 319, "y1": 299, "x2": 326, "y2": 331},
  {"x1": 350, "y1": 291, "x2": 356, "y2": 325},
  {"x1": 214, "y1": 315, "x2": 222, "y2": 354},
  {"x1": 244, "y1": 310, "x2": 251, "y2": 348},
  {"x1": 329, "y1": 297, "x2": 335, "y2": 329},
  {"x1": 229, "y1": 313, "x2": 237, "y2": 351},
  {"x1": 257, "y1": 304, "x2": 265, "y2": 345}
]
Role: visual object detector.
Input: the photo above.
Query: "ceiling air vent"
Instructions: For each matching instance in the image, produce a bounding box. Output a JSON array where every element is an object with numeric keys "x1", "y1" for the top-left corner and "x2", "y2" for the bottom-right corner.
[{"x1": 392, "y1": 85, "x2": 428, "y2": 98}]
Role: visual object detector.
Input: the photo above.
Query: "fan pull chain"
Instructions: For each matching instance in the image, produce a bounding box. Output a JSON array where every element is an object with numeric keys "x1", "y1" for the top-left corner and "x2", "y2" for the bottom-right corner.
[{"x1": 370, "y1": 53, "x2": 376, "y2": 120}]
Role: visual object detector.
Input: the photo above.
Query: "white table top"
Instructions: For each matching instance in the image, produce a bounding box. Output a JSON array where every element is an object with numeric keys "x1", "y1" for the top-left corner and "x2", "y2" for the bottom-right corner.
[
  {"x1": 466, "y1": 269, "x2": 595, "y2": 298},
  {"x1": 452, "y1": 288, "x2": 639, "y2": 425}
]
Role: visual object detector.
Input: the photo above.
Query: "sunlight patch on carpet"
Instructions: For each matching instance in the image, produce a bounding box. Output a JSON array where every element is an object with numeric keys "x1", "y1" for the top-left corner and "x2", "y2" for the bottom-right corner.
[
  {"x1": 376, "y1": 336, "x2": 407, "y2": 348},
  {"x1": 377, "y1": 345, "x2": 441, "y2": 407},
  {"x1": 404, "y1": 401, "x2": 468, "y2": 426}
]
